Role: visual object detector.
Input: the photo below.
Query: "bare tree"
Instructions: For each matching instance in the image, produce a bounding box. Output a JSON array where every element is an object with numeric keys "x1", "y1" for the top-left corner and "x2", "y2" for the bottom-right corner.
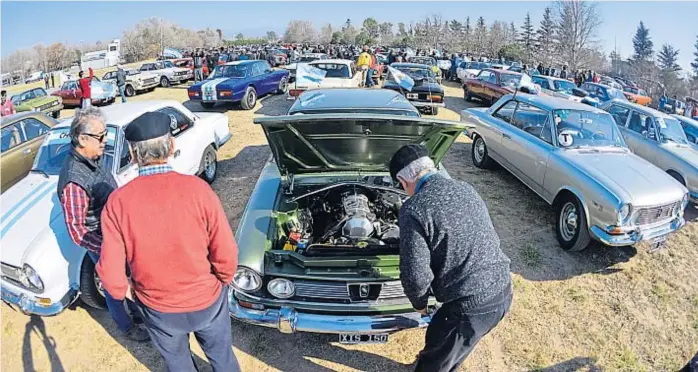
[
  {"x1": 319, "y1": 24, "x2": 333, "y2": 44},
  {"x1": 379, "y1": 22, "x2": 394, "y2": 45},
  {"x1": 283, "y1": 20, "x2": 317, "y2": 43},
  {"x1": 554, "y1": 0, "x2": 602, "y2": 71}
]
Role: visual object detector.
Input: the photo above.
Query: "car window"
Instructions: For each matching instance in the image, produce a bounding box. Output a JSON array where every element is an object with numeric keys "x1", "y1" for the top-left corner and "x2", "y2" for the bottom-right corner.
[
  {"x1": 119, "y1": 134, "x2": 132, "y2": 169},
  {"x1": 1, "y1": 122, "x2": 27, "y2": 152},
  {"x1": 90, "y1": 77, "x2": 100, "y2": 83},
  {"x1": 140, "y1": 64, "x2": 152, "y2": 71},
  {"x1": 33, "y1": 89, "x2": 47, "y2": 98},
  {"x1": 493, "y1": 100, "x2": 518, "y2": 123},
  {"x1": 21, "y1": 118, "x2": 50, "y2": 141},
  {"x1": 512, "y1": 103, "x2": 549, "y2": 134},
  {"x1": 261, "y1": 61, "x2": 272, "y2": 72},
  {"x1": 312, "y1": 63, "x2": 350, "y2": 78},
  {"x1": 488, "y1": 73, "x2": 498, "y2": 84},
  {"x1": 157, "y1": 107, "x2": 193, "y2": 137},
  {"x1": 607, "y1": 105, "x2": 630, "y2": 126},
  {"x1": 251, "y1": 62, "x2": 263, "y2": 76},
  {"x1": 539, "y1": 118, "x2": 554, "y2": 144},
  {"x1": 477, "y1": 71, "x2": 490, "y2": 80},
  {"x1": 536, "y1": 79, "x2": 551, "y2": 90},
  {"x1": 627, "y1": 111, "x2": 652, "y2": 135}
]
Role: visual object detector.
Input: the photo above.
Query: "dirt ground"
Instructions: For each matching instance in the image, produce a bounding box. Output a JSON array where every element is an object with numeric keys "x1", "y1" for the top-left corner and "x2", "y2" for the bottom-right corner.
[{"x1": 2, "y1": 79, "x2": 697, "y2": 372}]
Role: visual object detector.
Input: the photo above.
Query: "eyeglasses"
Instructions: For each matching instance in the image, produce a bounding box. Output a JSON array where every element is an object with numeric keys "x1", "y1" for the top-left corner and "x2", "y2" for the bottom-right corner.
[{"x1": 82, "y1": 131, "x2": 108, "y2": 142}]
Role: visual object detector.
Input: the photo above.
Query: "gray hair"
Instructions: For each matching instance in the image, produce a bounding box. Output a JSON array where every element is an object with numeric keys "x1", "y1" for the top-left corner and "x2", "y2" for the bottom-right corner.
[
  {"x1": 70, "y1": 106, "x2": 105, "y2": 147},
  {"x1": 396, "y1": 156, "x2": 436, "y2": 183},
  {"x1": 129, "y1": 133, "x2": 172, "y2": 166}
]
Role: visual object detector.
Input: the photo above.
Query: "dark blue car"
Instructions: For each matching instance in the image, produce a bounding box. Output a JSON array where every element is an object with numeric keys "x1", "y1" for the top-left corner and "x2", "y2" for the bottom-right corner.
[
  {"x1": 188, "y1": 60, "x2": 289, "y2": 110},
  {"x1": 580, "y1": 82, "x2": 628, "y2": 104}
]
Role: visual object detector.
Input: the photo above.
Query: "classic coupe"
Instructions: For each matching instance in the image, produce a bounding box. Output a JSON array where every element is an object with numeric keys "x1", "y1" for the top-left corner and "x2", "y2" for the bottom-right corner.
[
  {"x1": 1, "y1": 112, "x2": 56, "y2": 192},
  {"x1": 139, "y1": 60, "x2": 192, "y2": 87},
  {"x1": 580, "y1": 82, "x2": 628, "y2": 104},
  {"x1": 51, "y1": 78, "x2": 117, "y2": 107},
  {"x1": 673, "y1": 114, "x2": 698, "y2": 145},
  {"x1": 11, "y1": 88, "x2": 63, "y2": 118},
  {"x1": 622, "y1": 86, "x2": 652, "y2": 106},
  {"x1": 0, "y1": 100, "x2": 231, "y2": 316},
  {"x1": 601, "y1": 100, "x2": 698, "y2": 204},
  {"x1": 463, "y1": 68, "x2": 530, "y2": 106},
  {"x1": 188, "y1": 60, "x2": 289, "y2": 110},
  {"x1": 406, "y1": 56, "x2": 441, "y2": 83},
  {"x1": 456, "y1": 61, "x2": 491, "y2": 82},
  {"x1": 282, "y1": 53, "x2": 329, "y2": 83},
  {"x1": 101, "y1": 69, "x2": 159, "y2": 97},
  {"x1": 383, "y1": 63, "x2": 444, "y2": 115},
  {"x1": 230, "y1": 112, "x2": 468, "y2": 342},
  {"x1": 288, "y1": 59, "x2": 362, "y2": 99},
  {"x1": 531, "y1": 76, "x2": 599, "y2": 107},
  {"x1": 461, "y1": 94, "x2": 688, "y2": 251}
]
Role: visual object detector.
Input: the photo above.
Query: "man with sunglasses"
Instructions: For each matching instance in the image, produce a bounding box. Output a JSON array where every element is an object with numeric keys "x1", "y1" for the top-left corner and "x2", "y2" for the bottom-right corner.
[{"x1": 57, "y1": 106, "x2": 149, "y2": 342}]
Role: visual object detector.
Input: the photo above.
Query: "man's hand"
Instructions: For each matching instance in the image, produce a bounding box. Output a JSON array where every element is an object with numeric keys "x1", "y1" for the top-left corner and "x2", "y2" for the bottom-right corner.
[
  {"x1": 415, "y1": 307, "x2": 428, "y2": 315},
  {"x1": 124, "y1": 284, "x2": 135, "y2": 302}
]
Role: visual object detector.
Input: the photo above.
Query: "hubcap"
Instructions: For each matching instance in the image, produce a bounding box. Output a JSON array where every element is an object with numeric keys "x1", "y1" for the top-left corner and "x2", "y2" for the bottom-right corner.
[
  {"x1": 248, "y1": 91, "x2": 256, "y2": 106},
  {"x1": 559, "y1": 202, "x2": 579, "y2": 242},
  {"x1": 280, "y1": 79, "x2": 287, "y2": 92},
  {"x1": 205, "y1": 152, "x2": 216, "y2": 178},
  {"x1": 474, "y1": 138, "x2": 485, "y2": 163}
]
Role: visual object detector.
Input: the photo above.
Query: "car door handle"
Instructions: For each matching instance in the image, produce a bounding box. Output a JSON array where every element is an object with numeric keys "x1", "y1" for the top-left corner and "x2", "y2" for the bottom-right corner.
[
  {"x1": 502, "y1": 133, "x2": 511, "y2": 139},
  {"x1": 174, "y1": 150, "x2": 181, "y2": 158}
]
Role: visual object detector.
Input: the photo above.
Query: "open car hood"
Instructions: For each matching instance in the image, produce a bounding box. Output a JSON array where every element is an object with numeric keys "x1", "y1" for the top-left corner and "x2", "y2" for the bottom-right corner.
[{"x1": 254, "y1": 114, "x2": 468, "y2": 175}]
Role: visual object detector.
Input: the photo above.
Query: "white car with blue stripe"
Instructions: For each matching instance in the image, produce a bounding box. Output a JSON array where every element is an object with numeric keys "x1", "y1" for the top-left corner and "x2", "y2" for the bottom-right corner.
[{"x1": 1, "y1": 100, "x2": 231, "y2": 315}]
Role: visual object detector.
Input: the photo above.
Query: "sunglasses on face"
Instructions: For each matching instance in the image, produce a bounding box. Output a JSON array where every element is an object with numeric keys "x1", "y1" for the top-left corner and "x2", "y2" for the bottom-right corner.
[{"x1": 82, "y1": 131, "x2": 108, "y2": 142}]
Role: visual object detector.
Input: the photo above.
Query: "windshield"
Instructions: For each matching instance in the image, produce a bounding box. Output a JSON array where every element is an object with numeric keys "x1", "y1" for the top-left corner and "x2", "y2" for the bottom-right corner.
[
  {"x1": 14, "y1": 89, "x2": 46, "y2": 103},
  {"x1": 607, "y1": 87, "x2": 627, "y2": 100},
  {"x1": 210, "y1": 64, "x2": 248, "y2": 78},
  {"x1": 311, "y1": 63, "x2": 350, "y2": 78},
  {"x1": 300, "y1": 56, "x2": 320, "y2": 62},
  {"x1": 33, "y1": 126, "x2": 117, "y2": 175},
  {"x1": 553, "y1": 109, "x2": 624, "y2": 148},
  {"x1": 467, "y1": 62, "x2": 490, "y2": 70},
  {"x1": 656, "y1": 117, "x2": 689, "y2": 144},
  {"x1": 395, "y1": 66, "x2": 435, "y2": 80},
  {"x1": 126, "y1": 70, "x2": 140, "y2": 76},
  {"x1": 554, "y1": 80, "x2": 577, "y2": 95},
  {"x1": 500, "y1": 73, "x2": 522, "y2": 88}
]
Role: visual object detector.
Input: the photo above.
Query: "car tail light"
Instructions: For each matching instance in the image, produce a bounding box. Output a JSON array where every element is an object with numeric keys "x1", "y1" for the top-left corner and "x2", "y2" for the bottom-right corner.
[
  {"x1": 430, "y1": 95, "x2": 443, "y2": 102},
  {"x1": 188, "y1": 91, "x2": 200, "y2": 97},
  {"x1": 289, "y1": 89, "x2": 305, "y2": 97},
  {"x1": 219, "y1": 90, "x2": 232, "y2": 97}
]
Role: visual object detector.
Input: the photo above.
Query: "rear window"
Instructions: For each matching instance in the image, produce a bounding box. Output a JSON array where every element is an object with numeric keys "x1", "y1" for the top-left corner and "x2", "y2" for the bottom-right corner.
[{"x1": 311, "y1": 63, "x2": 350, "y2": 78}]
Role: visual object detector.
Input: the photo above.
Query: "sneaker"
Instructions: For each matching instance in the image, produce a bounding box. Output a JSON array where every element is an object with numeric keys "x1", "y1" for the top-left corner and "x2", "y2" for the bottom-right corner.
[{"x1": 125, "y1": 325, "x2": 151, "y2": 342}]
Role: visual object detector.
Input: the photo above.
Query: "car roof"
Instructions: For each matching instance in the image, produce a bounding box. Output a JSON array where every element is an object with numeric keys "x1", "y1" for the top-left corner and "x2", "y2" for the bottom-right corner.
[
  {"x1": 309, "y1": 59, "x2": 353, "y2": 65},
  {"x1": 506, "y1": 93, "x2": 608, "y2": 113},
  {"x1": 1, "y1": 111, "x2": 46, "y2": 127},
  {"x1": 53, "y1": 100, "x2": 183, "y2": 129},
  {"x1": 391, "y1": 63, "x2": 430, "y2": 69},
  {"x1": 289, "y1": 88, "x2": 418, "y2": 113},
  {"x1": 608, "y1": 99, "x2": 677, "y2": 119},
  {"x1": 672, "y1": 114, "x2": 698, "y2": 126}
]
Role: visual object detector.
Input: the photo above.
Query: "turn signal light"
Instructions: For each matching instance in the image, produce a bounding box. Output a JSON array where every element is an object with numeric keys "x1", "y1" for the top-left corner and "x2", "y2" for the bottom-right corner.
[
  {"x1": 36, "y1": 297, "x2": 52, "y2": 306},
  {"x1": 607, "y1": 226, "x2": 625, "y2": 235},
  {"x1": 289, "y1": 89, "x2": 305, "y2": 97},
  {"x1": 430, "y1": 95, "x2": 443, "y2": 102},
  {"x1": 219, "y1": 90, "x2": 232, "y2": 97},
  {"x1": 238, "y1": 300, "x2": 265, "y2": 310},
  {"x1": 188, "y1": 91, "x2": 199, "y2": 97}
]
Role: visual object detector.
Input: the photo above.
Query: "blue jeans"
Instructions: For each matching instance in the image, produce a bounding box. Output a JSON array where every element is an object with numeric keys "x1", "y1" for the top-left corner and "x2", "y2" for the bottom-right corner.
[
  {"x1": 194, "y1": 68, "x2": 204, "y2": 82},
  {"x1": 87, "y1": 251, "x2": 138, "y2": 333},
  {"x1": 118, "y1": 85, "x2": 126, "y2": 103},
  {"x1": 366, "y1": 69, "x2": 375, "y2": 87}
]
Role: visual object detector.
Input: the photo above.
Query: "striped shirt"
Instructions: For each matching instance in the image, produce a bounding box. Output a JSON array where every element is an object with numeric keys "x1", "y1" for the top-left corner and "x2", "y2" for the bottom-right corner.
[{"x1": 60, "y1": 183, "x2": 102, "y2": 253}]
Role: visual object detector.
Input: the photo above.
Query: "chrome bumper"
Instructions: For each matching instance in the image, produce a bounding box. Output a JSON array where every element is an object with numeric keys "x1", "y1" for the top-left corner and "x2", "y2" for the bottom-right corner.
[
  {"x1": 411, "y1": 101, "x2": 445, "y2": 108},
  {"x1": 1, "y1": 284, "x2": 78, "y2": 316},
  {"x1": 590, "y1": 216, "x2": 685, "y2": 247},
  {"x1": 229, "y1": 291, "x2": 432, "y2": 335}
]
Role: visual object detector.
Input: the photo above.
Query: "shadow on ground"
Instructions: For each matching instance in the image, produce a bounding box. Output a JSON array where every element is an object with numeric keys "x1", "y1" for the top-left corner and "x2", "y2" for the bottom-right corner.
[
  {"x1": 443, "y1": 142, "x2": 638, "y2": 282},
  {"x1": 21, "y1": 315, "x2": 65, "y2": 372},
  {"x1": 533, "y1": 356, "x2": 601, "y2": 372},
  {"x1": 254, "y1": 94, "x2": 293, "y2": 116}
]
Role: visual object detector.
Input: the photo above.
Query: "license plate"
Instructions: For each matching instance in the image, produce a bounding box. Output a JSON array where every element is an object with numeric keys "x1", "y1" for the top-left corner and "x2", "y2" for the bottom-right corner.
[
  {"x1": 648, "y1": 236, "x2": 667, "y2": 253},
  {"x1": 406, "y1": 93, "x2": 418, "y2": 99},
  {"x1": 339, "y1": 333, "x2": 389, "y2": 344}
]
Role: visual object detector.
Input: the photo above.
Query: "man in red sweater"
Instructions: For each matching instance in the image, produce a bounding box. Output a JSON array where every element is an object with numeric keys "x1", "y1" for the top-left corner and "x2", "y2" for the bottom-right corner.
[
  {"x1": 78, "y1": 67, "x2": 93, "y2": 109},
  {"x1": 97, "y1": 111, "x2": 240, "y2": 371}
]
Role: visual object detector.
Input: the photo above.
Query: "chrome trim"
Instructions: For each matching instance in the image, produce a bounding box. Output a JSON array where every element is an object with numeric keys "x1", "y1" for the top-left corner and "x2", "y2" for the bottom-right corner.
[
  {"x1": 1, "y1": 284, "x2": 78, "y2": 316},
  {"x1": 690, "y1": 191, "x2": 698, "y2": 204},
  {"x1": 410, "y1": 101, "x2": 445, "y2": 108},
  {"x1": 590, "y1": 216, "x2": 685, "y2": 246},
  {"x1": 217, "y1": 133, "x2": 232, "y2": 148}
]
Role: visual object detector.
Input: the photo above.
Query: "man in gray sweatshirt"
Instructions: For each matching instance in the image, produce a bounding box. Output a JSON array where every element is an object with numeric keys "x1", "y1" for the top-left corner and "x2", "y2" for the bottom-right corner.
[{"x1": 389, "y1": 144, "x2": 512, "y2": 372}]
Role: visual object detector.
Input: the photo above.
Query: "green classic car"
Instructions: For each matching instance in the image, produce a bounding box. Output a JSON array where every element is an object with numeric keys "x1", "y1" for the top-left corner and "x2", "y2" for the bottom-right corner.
[
  {"x1": 1, "y1": 112, "x2": 56, "y2": 192},
  {"x1": 11, "y1": 88, "x2": 63, "y2": 119},
  {"x1": 230, "y1": 112, "x2": 467, "y2": 344}
]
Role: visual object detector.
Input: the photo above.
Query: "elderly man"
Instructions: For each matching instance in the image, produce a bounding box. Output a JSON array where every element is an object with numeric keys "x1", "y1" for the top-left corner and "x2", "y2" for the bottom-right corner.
[
  {"x1": 389, "y1": 144, "x2": 512, "y2": 372},
  {"x1": 96, "y1": 112, "x2": 240, "y2": 371},
  {"x1": 57, "y1": 107, "x2": 149, "y2": 342}
]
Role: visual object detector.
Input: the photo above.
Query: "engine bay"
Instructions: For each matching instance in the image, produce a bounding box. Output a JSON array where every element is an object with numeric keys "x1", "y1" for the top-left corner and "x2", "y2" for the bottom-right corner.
[{"x1": 273, "y1": 177, "x2": 407, "y2": 256}]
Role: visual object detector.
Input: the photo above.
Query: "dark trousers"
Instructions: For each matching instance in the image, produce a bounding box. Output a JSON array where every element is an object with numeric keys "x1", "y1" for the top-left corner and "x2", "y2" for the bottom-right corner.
[
  {"x1": 415, "y1": 284, "x2": 513, "y2": 372},
  {"x1": 137, "y1": 285, "x2": 240, "y2": 372}
]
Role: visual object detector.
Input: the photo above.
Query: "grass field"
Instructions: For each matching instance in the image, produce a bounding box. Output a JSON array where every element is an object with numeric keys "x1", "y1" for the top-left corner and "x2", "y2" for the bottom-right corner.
[{"x1": 1, "y1": 78, "x2": 697, "y2": 372}]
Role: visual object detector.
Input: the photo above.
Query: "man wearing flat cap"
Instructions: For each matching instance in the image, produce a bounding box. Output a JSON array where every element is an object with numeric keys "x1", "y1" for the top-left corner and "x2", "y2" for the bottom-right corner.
[
  {"x1": 97, "y1": 111, "x2": 240, "y2": 371},
  {"x1": 389, "y1": 144, "x2": 512, "y2": 372}
]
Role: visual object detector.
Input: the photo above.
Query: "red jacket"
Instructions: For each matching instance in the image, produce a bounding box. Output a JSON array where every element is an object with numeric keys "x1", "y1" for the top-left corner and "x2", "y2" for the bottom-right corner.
[
  {"x1": 78, "y1": 68, "x2": 93, "y2": 99},
  {"x1": 97, "y1": 171, "x2": 239, "y2": 313}
]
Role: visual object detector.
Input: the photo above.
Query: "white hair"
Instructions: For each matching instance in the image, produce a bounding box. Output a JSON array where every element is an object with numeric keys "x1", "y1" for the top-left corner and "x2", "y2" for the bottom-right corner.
[
  {"x1": 396, "y1": 156, "x2": 436, "y2": 183},
  {"x1": 129, "y1": 133, "x2": 172, "y2": 166},
  {"x1": 70, "y1": 106, "x2": 105, "y2": 147}
]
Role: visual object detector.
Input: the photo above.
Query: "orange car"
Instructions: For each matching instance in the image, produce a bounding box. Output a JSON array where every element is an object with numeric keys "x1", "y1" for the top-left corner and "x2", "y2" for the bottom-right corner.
[{"x1": 623, "y1": 87, "x2": 652, "y2": 106}]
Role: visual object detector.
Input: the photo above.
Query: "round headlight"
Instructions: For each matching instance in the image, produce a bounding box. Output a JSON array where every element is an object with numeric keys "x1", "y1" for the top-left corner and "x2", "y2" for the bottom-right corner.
[
  {"x1": 267, "y1": 278, "x2": 295, "y2": 299},
  {"x1": 22, "y1": 264, "x2": 44, "y2": 292},
  {"x1": 618, "y1": 204, "x2": 632, "y2": 223},
  {"x1": 232, "y1": 267, "x2": 262, "y2": 292}
]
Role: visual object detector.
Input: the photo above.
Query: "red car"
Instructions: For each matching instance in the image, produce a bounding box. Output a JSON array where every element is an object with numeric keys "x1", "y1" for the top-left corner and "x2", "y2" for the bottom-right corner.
[
  {"x1": 171, "y1": 58, "x2": 209, "y2": 76},
  {"x1": 51, "y1": 77, "x2": 116, "y2": 107},
  {"x1": 463, "y1": 68, "x2": 525, "y2": 106}
]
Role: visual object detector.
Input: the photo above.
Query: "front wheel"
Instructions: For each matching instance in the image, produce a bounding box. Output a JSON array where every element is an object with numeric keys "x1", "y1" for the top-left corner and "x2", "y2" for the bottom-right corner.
[
  {"x1": 240, "y1": 87, "x2": 257, "y2": 110},
  {"x1": 160, "y1": 76, "x2": 170, "y2": 88},
  {"x1": 471, "y1": 135, "x2": 496, "y2": 169},
  {"x1": 199, "y1": 145, "x2": 218, "y2": 184},
  {"x1": 275, "y1": 78, "x2": 289, "y2": 95},
  {"x1": 464, "y1": 88, "x2": 473, "y2": 102},
  {"x1": 125, "y1": 85, "x2": 135, "y2": 97},
  {"x1": 555, "y1": 196, "x2": 591, "y2": 251},
  {"x1": 79, "y1": 255, "x2": 106, "y2": 309}
]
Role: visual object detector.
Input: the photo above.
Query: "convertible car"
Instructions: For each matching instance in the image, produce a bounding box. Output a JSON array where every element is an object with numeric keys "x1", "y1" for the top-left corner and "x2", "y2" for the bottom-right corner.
[
  {"x1": 188, "y1": 60, "x2": 289, "y2": 109},
  {"x1": 461, "y1": 94, "x2": 687, "y2": 252},
  {"x1": 230, "y1": 111, "x2": 469, "y2": 342}
]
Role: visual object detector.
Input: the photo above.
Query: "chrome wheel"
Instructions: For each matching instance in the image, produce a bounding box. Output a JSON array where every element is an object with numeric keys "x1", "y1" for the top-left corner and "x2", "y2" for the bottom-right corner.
[
  {"x1": 474, "y1": 138, "x2": 485, "y2": 164},
  {"x1": 247, "y1": 90, "x2": 256, "y2": 107},
  {"x1": 204, "y1": 151, "x2": 216, "y2": 179},
  {"x1": 559, "y1": 202, "x2": 578, "y2": 242},
  {"x1": 94, "y1": 271, "x2": 105, "y2": 298},
  {"x1": 278, "y1": 78, "x2": 288, "y2": 93}
]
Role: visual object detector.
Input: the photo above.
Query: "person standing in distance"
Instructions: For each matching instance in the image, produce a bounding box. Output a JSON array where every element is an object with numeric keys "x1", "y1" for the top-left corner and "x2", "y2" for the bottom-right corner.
[
  {"x1": 77, "y1": 67, "x2": 94, "y2": 109},
  {"x1": 115, "y1": 65, "x2": 128, "y2": 103},
  {"x1": 97, "y1": 112, "x2": 240, "y2": 372},
  {"x1": 388, "y1": 144, "x2": 512, "y2": 372}
]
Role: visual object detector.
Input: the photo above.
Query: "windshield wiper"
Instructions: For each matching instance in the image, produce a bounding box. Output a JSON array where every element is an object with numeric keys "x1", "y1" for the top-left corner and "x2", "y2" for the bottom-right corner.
[{"x1": 30, "y1": 169, "x2": 50, "y2": 178}]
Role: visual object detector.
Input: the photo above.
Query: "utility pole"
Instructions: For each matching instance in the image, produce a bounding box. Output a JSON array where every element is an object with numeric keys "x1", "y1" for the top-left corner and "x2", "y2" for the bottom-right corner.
[{"x1": 160, "y1": 17, "x2": 164, "y2": 58}]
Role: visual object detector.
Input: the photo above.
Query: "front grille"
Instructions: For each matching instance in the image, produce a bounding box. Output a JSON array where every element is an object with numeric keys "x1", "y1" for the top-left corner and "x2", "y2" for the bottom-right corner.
[
  {"x1": 175, "y1": 71, "x2": 188, "y2": 76},
  {"x1": 635, "y1": 202, "x2": 678, "y2": 226},
  {"x1": 1, "y1": 262, "x2": 22, "y2": 285},
  {"x1": 292, "y1": 280, "x2": 406, "y2": 301},
  {"x1": 143, "y1": 78, "x2": 156, "y2": 84},
  {"x1": 39, "y1": 101, "x2": 56, "y2": 111}
]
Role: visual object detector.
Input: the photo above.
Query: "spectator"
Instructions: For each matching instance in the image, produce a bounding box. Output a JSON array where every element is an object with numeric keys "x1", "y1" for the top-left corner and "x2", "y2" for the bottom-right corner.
[
  {"x1": 559, "y1": 65, "x2": 568, "y2": 79},
  {"x1": 1, "y1": 90, "x2": 15, "y2": 117},
  {"x1": 673, "y1": 95, "x2": 679, "y2": 114},
  {"x1": 97, "y1": 112, "x2": 240, "y2": 371},
  {"x1": 193, "y1": 49, "x2": 204, "y2": 82},
  {"x1": 206, "y1": 50, "x2": 216, "y2": 77},
  {"x1": 78, "y1": 68, "x2": 94, "y2": 109},
  {"x1": 592, "y1": 72, "x2": 600, "y2": 83},
  {"x1": 357, "y1": 46, "x2": 372, "y2": 88},
  {"x1": 51, "y1": 72, "x2": 55, "y2": 88},
  {"x1": 44, "y1": 74, "x2": 50, "y2": 90},
  {"x1": 659, "y1": 93, "x2": 667, "y2": 112},
  {"x1": 57, "y1": 107, "x2": 149, "y2": 342},
  {"x1": 537, "y1": 63, "x2": 544, "y2": 75},
  {"x1": 449, "y1": 54, "x2": 460, "y2": 82},
  {"x1": 388, "y1": 49, "x2": 396, "y2": 65},
  {"x1": 115, "y1": 65, "x2": 128, "y2": 103}
]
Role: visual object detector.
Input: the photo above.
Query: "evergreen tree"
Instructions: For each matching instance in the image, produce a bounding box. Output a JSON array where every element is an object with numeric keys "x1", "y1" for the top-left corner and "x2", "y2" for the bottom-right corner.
[
  {"x1": 475, "y1": 17, "x2": 487, "y2": 56},
  {"x1": 519, "y1": 12, "x2": 534, "y2": 63},
  {"x1": 657, "y1": 44, "x2": 680, "y2": 72},
  {"x1": 692, "y1": 35, "x2": 698, "y2": 79},
  {"x1": 632, "y1": 21, "x2": 654, "y2": 61},
  {"x1": 537, "y1": 7, "x2": 556, "y2": 66}
]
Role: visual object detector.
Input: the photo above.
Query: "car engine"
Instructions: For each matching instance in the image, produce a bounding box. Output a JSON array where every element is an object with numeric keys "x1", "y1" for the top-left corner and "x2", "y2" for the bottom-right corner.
[{"x1": 277, "y1": 181, "x2": 406, "y2": 255}]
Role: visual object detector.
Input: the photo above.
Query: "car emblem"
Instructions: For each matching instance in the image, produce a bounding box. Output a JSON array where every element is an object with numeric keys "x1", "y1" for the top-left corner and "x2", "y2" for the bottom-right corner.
[{"x1": 359, "y1": 284, "x2": 370, "y2": 298}]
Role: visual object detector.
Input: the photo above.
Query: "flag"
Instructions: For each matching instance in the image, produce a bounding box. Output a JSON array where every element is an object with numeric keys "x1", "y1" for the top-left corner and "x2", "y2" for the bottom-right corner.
[
  {"x1": 518, "y1": 72, "x2": 538, "y2": 94},
  {"x1": 296, "y1": 63, "x2": 327, "y2": 85},
  {"x1": 387, "y1": 66, "x2": 415, "y2": 92},
  {"x1": 163, "y1": 47, "x2": 183, "y2": 59}
]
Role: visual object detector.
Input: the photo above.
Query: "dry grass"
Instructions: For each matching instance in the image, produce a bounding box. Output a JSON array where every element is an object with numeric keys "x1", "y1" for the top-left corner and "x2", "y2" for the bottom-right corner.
[{"x1": 1, "y1": 80, "x2": 697, "y2": 372}]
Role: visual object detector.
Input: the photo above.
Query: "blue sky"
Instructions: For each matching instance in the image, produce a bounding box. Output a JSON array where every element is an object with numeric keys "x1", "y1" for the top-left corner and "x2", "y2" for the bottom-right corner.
[{"x1": 2, "y1": 1, "x2": 697, "y2": 71}]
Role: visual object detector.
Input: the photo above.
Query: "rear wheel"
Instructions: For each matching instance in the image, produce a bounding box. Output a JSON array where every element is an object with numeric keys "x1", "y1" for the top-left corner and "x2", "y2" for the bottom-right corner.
[
  {"x1": 199, "y1": 145, "x2": 218, "y2": 184},
  {"x1": 79, "y1": 255, "x2": 106, "y2": 309},
  {"x1": 555, "y1": 196, "x2": 591, "y2": 251},
  {"x1": 464, "y1": 87, "x2": 473, "y2": 102},
  {"x1": 240, "y1": 87, "x2": 257, "y2": 110},
  {"x1": 471, "y1": 135, "x2": 496, "y2": 169},
  {"x1": 430, "y1": 107, "x2": 439, "y2": 115}
]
